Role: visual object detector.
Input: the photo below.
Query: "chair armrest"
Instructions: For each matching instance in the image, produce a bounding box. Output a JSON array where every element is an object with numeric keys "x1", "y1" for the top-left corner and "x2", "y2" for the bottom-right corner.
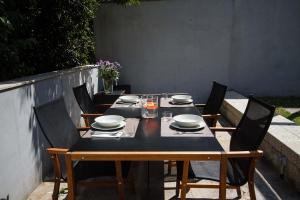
[
  {"x1": 224, "y1": 150, "x2": 263, "y2": 158},
  {"x1": 95, "y1": 103, "x2": 113, "y2": 107},
  {"x1": 47, "y1": 148, "x2": 68, "y2": 155},
  {"x1": 202, "y1": 113, "x2": 221, "y2": 119},
  {"x1": 77, "y1": 127, "x2": 90, "y2": 132},
  {"x1": 81, "y1": 113, "x2": 103, "y2": 117},
  {"x1": 194, "y1": 104, "x2": 206, "y2": 107},
  {"x1": 95, "y1": 104, "x2": 112, "y2": 109},
  {"x1": 209, "y1": 127, "x2": 236, "y2": 132}
]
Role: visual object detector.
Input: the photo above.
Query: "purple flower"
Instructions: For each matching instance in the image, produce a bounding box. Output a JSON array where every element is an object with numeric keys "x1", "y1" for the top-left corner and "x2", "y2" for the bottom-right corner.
[{"x1": 96, "y1": 59, "x2": 122, "y2": 71}]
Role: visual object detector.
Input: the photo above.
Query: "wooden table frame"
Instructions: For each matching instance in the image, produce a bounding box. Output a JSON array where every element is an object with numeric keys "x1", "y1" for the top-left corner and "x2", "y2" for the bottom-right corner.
[{"x1": 65, "y1": 150, "x2": 263, "y2": 200}]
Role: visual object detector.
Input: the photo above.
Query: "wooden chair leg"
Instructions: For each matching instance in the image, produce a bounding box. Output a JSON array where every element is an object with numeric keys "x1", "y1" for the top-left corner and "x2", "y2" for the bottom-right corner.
[
  {"x1": 115, "y1": 161, "x2": 125, "y2": 200},
  {"x1": 212, "y1": 118, "x2": 218, "y2": 127},
  {"x1": 175, "y1": 179, "x2": 180, "y2": 197},
  {"x1": 180, "y1": 161, "x2": 189, "y2": 200},
  {"x1": 65, "y1": 154, "x2": 75, "y2": 200},
  {"x1": 236, "y1": 186, "x2": 242, "y2": 199},
  {"x1": 248, "y1": 159, "x2": 257, "y2": 200},
  {"x1": 248, "y1": 181, "x2": 256, "y2": 200},
  {"x1": 167, "y1": 160, "x2": 176, "y2": 175},
  {"x1": 50, "y1": 155, "x2": 61, "y2": 200},
  {"x1": 52, "y1": 177, "x2": 60, "y2": 200},
  {"x1": 83, "y1": 117, "x2": 90, "y2": 127},
  {"x1": 209, "y1": 117, "x2": 218, "y2": 136},
  {"x1": 219, "y1": 156, "x2": 227, "y2": 200},
  {"x1": 167, "y1": 160, "x2": 172, "y2": 175}
]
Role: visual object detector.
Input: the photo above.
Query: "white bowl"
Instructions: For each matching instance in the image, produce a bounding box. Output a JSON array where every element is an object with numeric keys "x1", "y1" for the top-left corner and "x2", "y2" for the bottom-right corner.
[
  {"x1": 171, "y1": 95, "x2": 192, "y2": 103},
  {"x1": 173, "y1": 114, "x2": 202, "y2": 127},
  {"x1": 119, "y1": 95, "x2": 139, "y2": 103},
  {"x1": 94, "y1": 115, "x2": 125, "y2": 128}
]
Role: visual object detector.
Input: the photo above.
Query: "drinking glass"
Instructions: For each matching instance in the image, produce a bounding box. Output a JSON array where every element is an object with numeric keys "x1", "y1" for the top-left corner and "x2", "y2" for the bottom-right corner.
[
  {"x1": 162, "y1": 111, "x2": 172, "y2": 121},
  {"x1": 162, "y1": 93, "x2": 168, "y2": 99},
  {"x1": 140, "y1": 95, "x2": 147, "y2": 106}
]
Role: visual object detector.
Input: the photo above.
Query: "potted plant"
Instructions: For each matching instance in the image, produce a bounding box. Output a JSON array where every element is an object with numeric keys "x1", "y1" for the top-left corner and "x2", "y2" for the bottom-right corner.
[{"x1": 97, "y1": 60, "x2": 121, "y2": 94}]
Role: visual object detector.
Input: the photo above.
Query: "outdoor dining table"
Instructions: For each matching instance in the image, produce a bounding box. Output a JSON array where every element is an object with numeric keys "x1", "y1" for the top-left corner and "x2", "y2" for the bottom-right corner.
[{"x1": 66, "y1": 94, "x2": 225, "y2": 200}]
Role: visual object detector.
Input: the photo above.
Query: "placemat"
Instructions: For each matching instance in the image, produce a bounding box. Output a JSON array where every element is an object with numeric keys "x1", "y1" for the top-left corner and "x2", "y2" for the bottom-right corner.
[
  {"x1": 83, "y1": 118, "x2": 140, "y2": 138},
  {"x1": 160, "y1": 98, "x2": 194, "y2": 108},
  {"x1": 111, "y1": 99, "x2": 141, "y2": 108},
  {"x1": 160, "y1": 118, "x2": 213, "y2": 137}
]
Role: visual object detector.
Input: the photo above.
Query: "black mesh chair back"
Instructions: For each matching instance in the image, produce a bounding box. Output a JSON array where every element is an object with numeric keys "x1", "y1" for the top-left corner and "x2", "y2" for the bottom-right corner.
[
  {"x1": 202, "y1": 81, "x2": 227, "y2": 127},
  {"x1": 228, "y1": 96, "x2": 275, "y2": 186},
  {"x1": 34, "y1": 97, "x2": 80, "y2": 177},
  {"x1": 202, "y1": 81, "x2": 227, "y2": 115},
  {"x1": 73, "y1": 83, "x2": 97, "y2": 114}
]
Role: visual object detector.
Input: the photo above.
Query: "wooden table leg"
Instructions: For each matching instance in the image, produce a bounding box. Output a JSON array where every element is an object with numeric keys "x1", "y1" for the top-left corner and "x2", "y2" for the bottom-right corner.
[
  {"x1": 115, "y1": 161, "x2": 125, "y2": 200},
  {"x1": 66, "y1": 153, "x2": 75, "y2": 200},
  {"x1": 219, "y1": 155, "x2": 227, "y2": 200},
  {"x1": 180, "y1": 161, "x2": 189, "y2": 200}
]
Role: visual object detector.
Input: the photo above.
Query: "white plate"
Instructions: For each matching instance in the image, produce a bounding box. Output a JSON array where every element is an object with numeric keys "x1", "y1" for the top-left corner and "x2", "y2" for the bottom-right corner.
[
  {"x1": 170, "y1": 121, "x2": 205, "y2": 130},
  {"x1": 171, "y1": 95, "x2": 192, "y2": 103},
  {"x1": 173, "y1": 114, "x2": 202, "y2": 127},
  {"x1": 119, "y1": 95, "x2": 139, "y2": 103},
  {"x1": 91, "y1": 121, "x2": 126, "y2": 131},
  {"x1": 170, "y1": 99, "x2": 193, "y2": 105},
  {"x1": 94, "y1": 115, "x2": 124, "y2": 128}
]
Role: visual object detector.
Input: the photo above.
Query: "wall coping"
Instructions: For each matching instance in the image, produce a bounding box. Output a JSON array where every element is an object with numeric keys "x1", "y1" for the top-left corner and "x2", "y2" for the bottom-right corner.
[{"x1": 0, "y1": 65, "x2": 98, "y2": 93}]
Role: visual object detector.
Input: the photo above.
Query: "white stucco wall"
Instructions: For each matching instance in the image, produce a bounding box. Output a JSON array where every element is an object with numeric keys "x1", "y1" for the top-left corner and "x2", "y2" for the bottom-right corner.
[
  {"x1": 0, "y1": 66, "x2": 98, "y2": 200},
  {"x1": 95, "y1": 0, "x2": 300, "y2": 102}
]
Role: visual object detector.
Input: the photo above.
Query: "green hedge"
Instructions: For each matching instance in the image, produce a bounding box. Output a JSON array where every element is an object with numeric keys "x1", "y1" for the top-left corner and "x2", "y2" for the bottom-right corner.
[{"x1": 0, "y1": 0, "x2": 139, "y2": 81}]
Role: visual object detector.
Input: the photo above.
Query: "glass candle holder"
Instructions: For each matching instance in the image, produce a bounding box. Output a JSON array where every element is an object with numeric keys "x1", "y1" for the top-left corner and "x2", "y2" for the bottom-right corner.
[{"x1": 141, "y1": 95, "x2": 159, "y2": 118}]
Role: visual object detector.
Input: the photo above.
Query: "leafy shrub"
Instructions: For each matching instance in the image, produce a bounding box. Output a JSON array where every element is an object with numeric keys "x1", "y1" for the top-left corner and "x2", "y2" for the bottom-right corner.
[{"x1": 0, "y1": 0, "x2": 139, "y2": 81}]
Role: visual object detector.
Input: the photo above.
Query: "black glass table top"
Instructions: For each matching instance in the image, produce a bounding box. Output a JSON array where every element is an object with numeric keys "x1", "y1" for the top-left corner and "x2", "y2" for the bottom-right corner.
[{"x1": 70, "y1": 98, "x2": 223, "y2": 152}]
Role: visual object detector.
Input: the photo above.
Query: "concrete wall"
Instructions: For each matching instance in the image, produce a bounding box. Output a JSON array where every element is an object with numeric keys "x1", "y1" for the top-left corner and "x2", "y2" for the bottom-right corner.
[
  {"x1": 0, "y1": 66, "x2": 98, "y2": 200},
  {"x1": 95, "y1": 0, "x2": 300, "y2": 102}
]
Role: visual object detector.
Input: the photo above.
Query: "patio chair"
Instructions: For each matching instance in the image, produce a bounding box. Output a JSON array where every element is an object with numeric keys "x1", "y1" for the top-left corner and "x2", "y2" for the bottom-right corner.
[
  {"x1": 114, "y1": 84, "x2": 131, "y2": 94},
  {"x1": 195, "y1": 81, "x2": 227, "y2": 127},
  {"x1": 73, "y1": 83, "x2": 112, "y2": 126},
  {"x1": 176, "y1": 96, "x2": 275, "y2": 199},
  {"x1": 167, "y1": 81, "x2": 227, "y2": 175},
  {"x1": 34, "y1": 97, "x2": 131, "y2": 200}
]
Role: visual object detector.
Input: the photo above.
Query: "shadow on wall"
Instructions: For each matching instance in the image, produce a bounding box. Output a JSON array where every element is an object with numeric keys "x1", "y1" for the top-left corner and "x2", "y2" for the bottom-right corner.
[
  {"x1": 0, "y1": 195, "x2": 9, "y2": 200},
  {"x1": 14, "y1": 67, "x2": 98, "y2": 184}
]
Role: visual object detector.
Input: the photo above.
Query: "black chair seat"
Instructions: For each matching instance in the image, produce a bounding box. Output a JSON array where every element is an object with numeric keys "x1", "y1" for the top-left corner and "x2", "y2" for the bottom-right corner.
[
  {"x1": 190, "y1": 161, "x2": 227, "y2": 183},
  {"x1": 189, "y1": 160, "x2": 246, "y2": 186},
  {"x1": 74, "y1": 161, "x2": 131, "y2": 181},
  {"x1": 177, "y1": 160, "x2": 229, "y2": 184}
]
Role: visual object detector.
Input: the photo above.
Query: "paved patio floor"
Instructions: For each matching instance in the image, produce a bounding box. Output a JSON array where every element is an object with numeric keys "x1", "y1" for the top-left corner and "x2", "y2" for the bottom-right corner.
[{"x1": 28, "y1": 118, "x2": 300, "y2": 200}]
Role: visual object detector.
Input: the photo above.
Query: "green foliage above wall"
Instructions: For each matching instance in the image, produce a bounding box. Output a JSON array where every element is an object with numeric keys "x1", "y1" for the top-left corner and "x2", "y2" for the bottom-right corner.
[{"x1": 0, "y1": 0, "x2": 139, "y2": 81}]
